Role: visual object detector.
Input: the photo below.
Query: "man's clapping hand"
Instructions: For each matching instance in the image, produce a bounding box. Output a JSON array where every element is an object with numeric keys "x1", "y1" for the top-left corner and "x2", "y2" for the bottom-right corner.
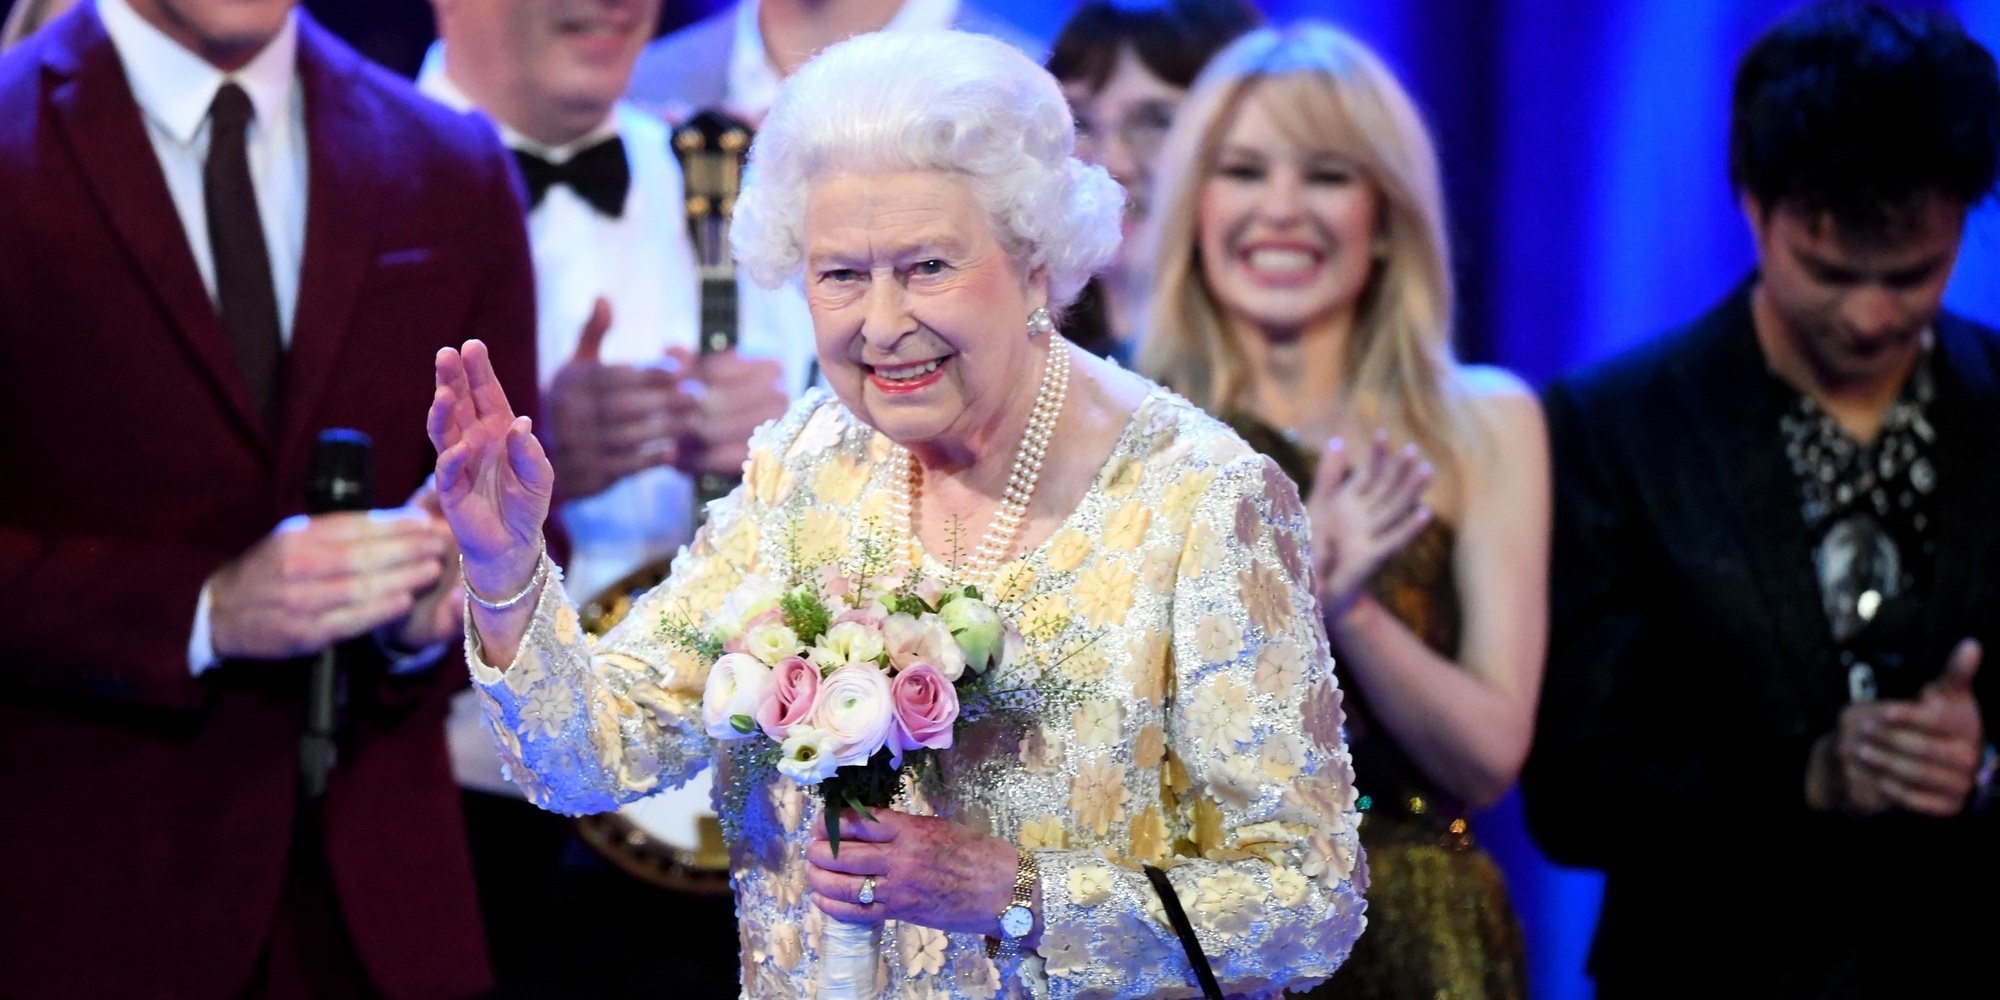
[
  {"x1": 662, "y1": 345, "x2": 788, "y2": 479},
  {"x1": 1808, "y1": 639, "x2": 1985, "y2": 816},
  {"x1": 544, "y1": 298, "x2": 684, "y2": 501},
  {"x1": 543, "y1": 298, "x2": 790, "y2": 499}
]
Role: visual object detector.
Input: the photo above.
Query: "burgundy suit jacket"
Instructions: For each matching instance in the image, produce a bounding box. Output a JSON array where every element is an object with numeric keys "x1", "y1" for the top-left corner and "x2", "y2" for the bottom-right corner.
[{"x1": 0, "y1": 7, "x2": 539, "y2": 999}]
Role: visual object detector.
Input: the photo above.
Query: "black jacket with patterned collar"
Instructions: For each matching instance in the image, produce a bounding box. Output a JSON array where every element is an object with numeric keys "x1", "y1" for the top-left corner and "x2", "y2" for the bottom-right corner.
[{"x1": 1525, "y1": 280, "x2": 2000, "y2": 997}]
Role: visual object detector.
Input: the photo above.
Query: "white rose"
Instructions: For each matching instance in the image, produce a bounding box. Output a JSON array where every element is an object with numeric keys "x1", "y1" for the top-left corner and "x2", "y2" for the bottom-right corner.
[
  {"x1": 811, "y1": 663, "x2": 895, "y2": 766},
  {"x1": 806, "y1": 645, "x2": 845, "y2": 675},
  {"x1": 701, "y1": 652, "x2": 772, "y2": 740},
  {"x1": 777, "y1": 725, "x2": 842, "y2": 785},
  {"x1": 714, "y1": 576, "x2": 784, "y2": 644},
  {"x1": 813, "y1": 620, "x2": 885, "y2": 667},
  {"x1": 883, "y1": 612, "x2": 967, "y2": 681},
  {"x1": 745, "y1": 622, "x2": 803, "y2": 666},
  {"x1": 940, "y1": 597, "x2": 1004, "y2": 674}
]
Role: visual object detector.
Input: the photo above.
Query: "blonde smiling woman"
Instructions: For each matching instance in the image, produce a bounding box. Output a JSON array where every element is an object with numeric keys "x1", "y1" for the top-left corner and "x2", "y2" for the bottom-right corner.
[{"x1": 1139, "y1": 23, "x2": 1549, "y2": 1000}]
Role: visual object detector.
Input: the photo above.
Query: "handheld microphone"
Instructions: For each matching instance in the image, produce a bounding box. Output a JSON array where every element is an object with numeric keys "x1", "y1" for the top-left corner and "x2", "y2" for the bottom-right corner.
[{"x1": 301, "y1": 429, "x2": 374, "y2": 799}]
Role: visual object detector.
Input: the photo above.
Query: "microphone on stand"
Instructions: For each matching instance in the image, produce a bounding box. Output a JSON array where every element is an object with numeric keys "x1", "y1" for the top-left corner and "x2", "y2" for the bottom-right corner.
[{"x1": 301, "y1": 429, "x2": 373, "y2": 799}]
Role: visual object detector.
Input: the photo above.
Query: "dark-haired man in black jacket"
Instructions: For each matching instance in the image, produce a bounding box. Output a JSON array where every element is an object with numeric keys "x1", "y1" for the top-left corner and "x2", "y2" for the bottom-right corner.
[{"x1": 1525, "y1": 4, "x2": 2000, "y2": 996}]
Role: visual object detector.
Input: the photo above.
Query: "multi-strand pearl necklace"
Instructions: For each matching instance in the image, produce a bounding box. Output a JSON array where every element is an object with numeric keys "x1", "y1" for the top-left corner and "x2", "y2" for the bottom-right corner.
[{"x1": 886, "y1": 334, "x2": 1072, "y2": 589}]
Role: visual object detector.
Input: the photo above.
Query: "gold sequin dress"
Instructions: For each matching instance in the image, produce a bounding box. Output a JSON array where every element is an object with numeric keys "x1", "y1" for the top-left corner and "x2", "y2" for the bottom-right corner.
[
  {"x1": 1229, "y1": 415, "x2": 1527, "y2": 1000},
  {"x1": 467, "y1": 388, "x2": 1369, "y2": 999}
]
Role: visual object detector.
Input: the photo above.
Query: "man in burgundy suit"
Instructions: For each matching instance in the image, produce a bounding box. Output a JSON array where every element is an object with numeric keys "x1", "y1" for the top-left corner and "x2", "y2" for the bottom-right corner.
[{"x1": 0, "y1": 1, "x2": 538, "y2": 997}]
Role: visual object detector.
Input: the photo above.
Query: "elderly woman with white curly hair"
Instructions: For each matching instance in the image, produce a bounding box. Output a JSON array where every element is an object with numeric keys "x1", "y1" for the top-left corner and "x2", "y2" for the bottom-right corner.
[{"x1": 424, "y1": 28, "x2": 1366, "y2": 999}]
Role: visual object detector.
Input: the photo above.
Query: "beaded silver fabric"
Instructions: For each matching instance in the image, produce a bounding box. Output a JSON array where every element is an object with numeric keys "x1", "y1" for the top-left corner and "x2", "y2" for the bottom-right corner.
[{"x1": 466, "y1": 387, "x2": 1367, "y2": 998}]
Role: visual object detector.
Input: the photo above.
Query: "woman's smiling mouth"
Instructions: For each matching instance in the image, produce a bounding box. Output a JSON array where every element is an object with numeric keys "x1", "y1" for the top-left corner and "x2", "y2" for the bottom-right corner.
[{"x1": 867, "y1": 356, "x2": 952, "y2": 393}]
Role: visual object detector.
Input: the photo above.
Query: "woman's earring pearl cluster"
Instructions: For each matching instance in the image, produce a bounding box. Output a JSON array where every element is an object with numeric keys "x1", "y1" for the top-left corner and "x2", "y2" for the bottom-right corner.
[{"x1": 1027, "y1": 307, "x2": 1056, "y2": 339}]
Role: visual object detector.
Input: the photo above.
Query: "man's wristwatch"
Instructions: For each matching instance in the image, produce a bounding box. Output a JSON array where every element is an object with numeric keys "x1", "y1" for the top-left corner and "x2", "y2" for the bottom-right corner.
[{"x1": 989, "y1": 848, "x2": 1039, "y2": 957}]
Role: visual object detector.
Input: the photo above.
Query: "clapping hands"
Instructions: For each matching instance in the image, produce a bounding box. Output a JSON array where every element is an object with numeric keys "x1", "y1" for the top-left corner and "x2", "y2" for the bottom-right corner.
[
  {"x1": 545, "y1": 298, "x2": 681, "y2": 500},
  {"x1": 1811, "y1": 639, "x2": 1986, "y2": 817},
  {"x1": 1306, "y1": 430, "x2": 1434, "y2": 621},
  {"x1": 544, "y1": 298, "x2": 787, "y2": 500}
]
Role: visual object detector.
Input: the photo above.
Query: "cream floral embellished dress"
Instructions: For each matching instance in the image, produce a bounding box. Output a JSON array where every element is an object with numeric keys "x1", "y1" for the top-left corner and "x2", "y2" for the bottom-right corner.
[{"x1": 466, "y1": 386, "x2": 1368, "y2": 999}]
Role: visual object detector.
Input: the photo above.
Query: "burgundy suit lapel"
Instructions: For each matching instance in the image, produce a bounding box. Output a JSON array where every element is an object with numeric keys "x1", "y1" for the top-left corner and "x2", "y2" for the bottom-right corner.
[
  {"x1": 279, "y1": 15, "x2": 377, "y2": 460},
  {"x1": 42, "y1": 7, "x2": 273, "y2": 454}
]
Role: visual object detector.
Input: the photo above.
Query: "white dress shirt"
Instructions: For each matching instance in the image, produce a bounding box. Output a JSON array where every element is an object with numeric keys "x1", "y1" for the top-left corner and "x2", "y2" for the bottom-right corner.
[
  {"x1": 98, "y1": 0, "x2": 316, "y2": 675},
  {"x1": 419, "y1": 49, "x2": 715, "y2": 603},
  {"x1": 98, "y1": 0, "x2": 307, "y2": 344}
]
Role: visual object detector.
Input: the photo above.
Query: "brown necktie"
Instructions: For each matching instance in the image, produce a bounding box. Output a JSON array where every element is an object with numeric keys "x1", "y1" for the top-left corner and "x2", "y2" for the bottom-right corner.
[{"x1": 204, "y1": 82, "x2": 282, "y2": 427}]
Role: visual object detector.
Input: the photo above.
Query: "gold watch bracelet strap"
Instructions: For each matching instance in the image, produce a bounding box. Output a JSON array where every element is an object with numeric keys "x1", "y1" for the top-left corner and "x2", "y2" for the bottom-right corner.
[{"x1": 986, "y1": 848, "x2": 1039, "y2": 959}]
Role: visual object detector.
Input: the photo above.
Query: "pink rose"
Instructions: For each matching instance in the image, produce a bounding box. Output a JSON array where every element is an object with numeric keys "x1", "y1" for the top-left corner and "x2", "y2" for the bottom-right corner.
[
  {"x1": 889, "y1": 662, "x2": 959, "y2": 766},
  {"x1": 756, "y1": 656, "x2": 821, "y2": 741},
  {"x1": 870, "y1": 567, "x2": 910, "y2": 596}
]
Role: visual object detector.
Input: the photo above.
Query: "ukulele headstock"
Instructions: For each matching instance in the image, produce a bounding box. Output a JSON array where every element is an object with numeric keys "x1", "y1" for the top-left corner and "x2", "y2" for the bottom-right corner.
[{"x1": 671, "y1": 109, "x2": 753, "y2": 284}]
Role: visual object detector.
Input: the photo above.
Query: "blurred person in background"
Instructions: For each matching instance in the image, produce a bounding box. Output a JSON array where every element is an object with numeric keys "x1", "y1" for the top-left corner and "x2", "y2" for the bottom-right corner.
[
  {"x1": 0, "y1": 0, "x2": 537, "y2": 996},
  {"x1": 1139, "y1": 22, "x2": 1548, "y2": 1000},
  {"x1": 1525, "y1": 3, "x2": 2000, "y2": 995},
  {"x1": 1045, "y1": 0, "x2": 1262, "y2": 359},
  {"x1": 628, "y1": 0, "x2": 1040, "y2": 128}
]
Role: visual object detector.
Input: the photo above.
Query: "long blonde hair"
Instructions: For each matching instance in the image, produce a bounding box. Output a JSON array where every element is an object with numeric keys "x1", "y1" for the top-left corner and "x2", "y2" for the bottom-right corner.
[{"x1": 1137, "y1": 22, "x2": 1473, "y2": 488}]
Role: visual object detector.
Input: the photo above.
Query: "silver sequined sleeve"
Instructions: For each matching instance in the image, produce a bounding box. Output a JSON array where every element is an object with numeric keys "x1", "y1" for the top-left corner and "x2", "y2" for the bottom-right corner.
[
  {"x1": 1029, "y1": 454, "x2": 1368, "y2": 999},
  {"x1": 461, "y1": 394, "x2": 829, "y2": 816}
]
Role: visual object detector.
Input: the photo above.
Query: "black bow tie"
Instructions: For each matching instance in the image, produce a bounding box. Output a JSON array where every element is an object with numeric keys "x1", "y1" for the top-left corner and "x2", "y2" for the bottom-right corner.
[{"x1": 512, "y1": 136, "x2": 630, "y2": 217}]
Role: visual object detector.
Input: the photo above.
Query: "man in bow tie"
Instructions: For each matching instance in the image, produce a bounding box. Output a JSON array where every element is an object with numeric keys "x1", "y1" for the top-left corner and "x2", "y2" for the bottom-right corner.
[
  {"x1": 417, "y1": 1, "x2": 791, "y2": 992},
  {"x1": 421, "y1": 0, "x2": 795, "y2": 600}
]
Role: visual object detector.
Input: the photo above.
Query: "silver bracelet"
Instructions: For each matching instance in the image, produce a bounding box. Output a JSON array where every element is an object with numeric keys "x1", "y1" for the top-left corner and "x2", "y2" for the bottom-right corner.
[{"x1": 463, "y1": 546, "x2": 548, "y2": 611}]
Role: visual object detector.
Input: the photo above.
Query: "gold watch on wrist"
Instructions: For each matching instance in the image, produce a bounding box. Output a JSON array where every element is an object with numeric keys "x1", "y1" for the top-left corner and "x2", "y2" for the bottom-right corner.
[{"x1": 988, "y1": 848, "x2": 1039, "y2": 957}]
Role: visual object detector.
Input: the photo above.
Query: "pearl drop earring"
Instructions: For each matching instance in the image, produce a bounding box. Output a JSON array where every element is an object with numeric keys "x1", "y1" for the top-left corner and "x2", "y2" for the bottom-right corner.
[{"x1": 1027, "y1": 306, "x2": 1056, "y2": 338}]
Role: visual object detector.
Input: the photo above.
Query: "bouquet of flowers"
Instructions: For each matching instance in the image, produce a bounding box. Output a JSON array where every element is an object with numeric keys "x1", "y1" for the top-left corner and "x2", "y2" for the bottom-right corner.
[
  {"x1": 688, "y1": 568, "x2": 1023, "y2": 847},
  {"x1": 664, "y1": 536, "x2": 1041, "y2": 997}
]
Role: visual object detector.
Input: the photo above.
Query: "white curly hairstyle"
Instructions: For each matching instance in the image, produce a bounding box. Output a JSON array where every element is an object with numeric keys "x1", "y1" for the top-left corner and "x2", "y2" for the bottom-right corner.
[{"x1": 730, "y1": 29, "x2": 1125, "y2": 308}]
